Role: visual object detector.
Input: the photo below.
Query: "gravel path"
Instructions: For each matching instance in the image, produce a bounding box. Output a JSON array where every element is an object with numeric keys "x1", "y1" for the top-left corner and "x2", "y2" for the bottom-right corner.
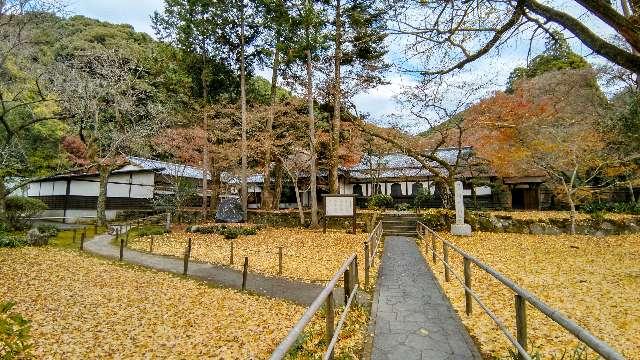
[
  {"x1": 371, "y1": 236, "x2": 481, "y2": 360},
  {"x1": 84, "y1": 233, "x2": 351, "y2": 306}
]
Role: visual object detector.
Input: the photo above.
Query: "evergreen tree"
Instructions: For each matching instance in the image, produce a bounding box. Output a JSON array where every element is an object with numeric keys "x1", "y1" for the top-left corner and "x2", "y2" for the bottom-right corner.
[{"x1": 326, "y1": 0, "x2": 387, "y2": 193}]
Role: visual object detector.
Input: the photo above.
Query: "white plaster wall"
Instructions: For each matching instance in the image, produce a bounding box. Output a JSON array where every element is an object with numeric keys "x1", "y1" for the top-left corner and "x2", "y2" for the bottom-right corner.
[
  {"x1": 107, "y1": 182, "x2": 130, "y2": 197},
  {"x1": 343, "y1": 183, "x2": 353, "y2": 195},
  {"x1": 69, "y1": 180, "x2": 99, "y2": 196},
  {"x1": 130, "y1": 185, "x2": 153, "y2": 199},
  {"x1": 39, "y1": 181, "x2": 54, "y2": 196},
  {"x1": 52, "y1": 181, "x2": 67, "y2": 195},
  {"x1": 27, "y1": 182, "x2": 40, "y2": 196},
  {"x1": 132, "y1": 172, "x2": 154, "y2": 186}
]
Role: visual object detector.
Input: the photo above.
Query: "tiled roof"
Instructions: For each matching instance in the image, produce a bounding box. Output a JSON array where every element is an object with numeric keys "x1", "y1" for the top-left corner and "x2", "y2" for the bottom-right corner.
[
  {"x1": 347, "y1": 147, "x2": 472, "y2": 179},
  {"x1": 126, "y1": 156, "x2": 210, "y2": 180}
]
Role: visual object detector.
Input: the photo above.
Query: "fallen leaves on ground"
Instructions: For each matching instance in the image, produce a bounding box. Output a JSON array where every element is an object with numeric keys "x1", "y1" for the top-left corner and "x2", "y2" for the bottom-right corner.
[
  {"x1": 128, "y1": 228, "x2": 378, "y2": 285},
  {"x1": 0, "y1": 247, "x2": 306, "y2": 359},
  {"x1": 417, "y1": 232, "x2": 640, "y2": 359}
]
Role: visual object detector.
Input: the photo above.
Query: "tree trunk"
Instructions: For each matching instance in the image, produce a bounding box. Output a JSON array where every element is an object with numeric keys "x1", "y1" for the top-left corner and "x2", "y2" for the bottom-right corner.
[
  {"x1": 293, "y1": 179, "x2": 305, "y2": 225},
  {"x1": 97, "y1": 165, "x2": 109, "y2": 227},
  {"x1": 262, "y1": 45, "x2": 280, "y2": 210},
  {"x1": 273, "y1": 161, "x2": 284, "y2": 210},
  {"x1": 628, "y1": 180, "x2": 636, "y2": 204},
  {"x1": 201, "y1": 52, "x2": 210, "y2": 217},
  {"x1": 240, "y1": 10, "x2": 248, "y2": 221},
  {"x1": 0, "y1": 177, "x2": 7, "y2": 225},
  {"x1": 568, "y1": 195, "x2": 577, "y2": 235},
  {"x1": 306, "y1": 48, "x2": 319, "y2": 227},
  {"x1": 329, "y1": 0, "x2": 343, "y2": 194},
  {"x1": 201, "y1": 119, "x2": 209, "y2": 217},
  {"x1": 209, "y1": 165, "x2": 221, "y2": 216}
]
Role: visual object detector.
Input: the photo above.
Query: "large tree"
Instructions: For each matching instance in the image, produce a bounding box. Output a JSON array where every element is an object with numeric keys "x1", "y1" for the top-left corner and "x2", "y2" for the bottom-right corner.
[
  {"x1": 0, "y1": 1, "x2": 69, "y2": 221},
  {"x1": 56, "y1": 49, "x2": 166, "y2": 226},
  {"x1": 388, "y1": 0, "x2": 640, "y2": 77},
  {"x1": 326, "y1": 0, "x2": 387, "y2": 193}
]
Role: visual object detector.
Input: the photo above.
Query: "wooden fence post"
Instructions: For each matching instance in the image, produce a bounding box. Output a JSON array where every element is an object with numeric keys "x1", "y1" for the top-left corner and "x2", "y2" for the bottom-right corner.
[
  {"x1": 230, "y1": 241, "x2": 234, "y2": 265},
  {"x1": 443, "y1": 242, "x2": 450, "y2": 282},
  {"x1": 515, "y1": 294, "x2": 528, "y2": 359},
  {"x1": 431, "y1": 234, "x2": 436, "y2": 263},
  {"x1": 278, "y1": 246, "x2": 283, "y2": 275},
  {"x1": 463, "y1": 257, "x2": 472, "y2": 315},
  {"x1": 183, "y1": 238, "x2": 192, "y2": 275},
  {"x1": 344, "y1": 268, "x2": 351, "y2": 305},
  {"x1": 73, "y1": 228, "x2": 77, "y2": 243},
  {"x1": 79, "y1": 232, "x2": 85, "y2": 251},
  {"x1": 119, "y1": 237, "x2": 124, "y2": 261},
  {"x1": 326, "y1": 291, "x2": 335, "y2": 360},
  {"x1": 364, "y1": 242, "x2": 370, "y2": 289},
  {"x1": 149, "y1": 236, "x2": 154, "y2": 253},
  {"x1": 242, "y1": 257, "x2": 248, "y2": 290}
]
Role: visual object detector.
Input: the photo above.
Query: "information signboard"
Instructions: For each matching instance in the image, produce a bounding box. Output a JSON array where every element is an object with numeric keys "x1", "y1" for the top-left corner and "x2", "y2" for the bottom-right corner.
[{"x1": 323, "y1": 194, "x2": 357, "y2": 233}]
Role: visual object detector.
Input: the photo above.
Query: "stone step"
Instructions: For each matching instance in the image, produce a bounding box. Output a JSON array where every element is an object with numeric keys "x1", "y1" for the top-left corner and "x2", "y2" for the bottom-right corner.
[
  {"x1": 383, "y1": 231, "x2": 418, "y2": 237},
  {"x1": 383, "y1": 224, "x2": 417, "y2": 230}
]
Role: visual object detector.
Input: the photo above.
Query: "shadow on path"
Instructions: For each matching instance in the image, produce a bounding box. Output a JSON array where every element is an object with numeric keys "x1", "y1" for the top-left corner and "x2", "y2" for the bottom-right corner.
[
  {"x1": 371, "y1": 236, "x2": 481, "y2": 360},
  {"x1": 85, "y1": 234, "x2": 350, "y2": 306}
]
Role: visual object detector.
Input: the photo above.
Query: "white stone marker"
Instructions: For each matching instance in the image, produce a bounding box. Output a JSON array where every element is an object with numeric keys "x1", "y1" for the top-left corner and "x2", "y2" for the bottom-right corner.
[{"x1": 451, "y1": 181, "x2": 472, "y2": 236}]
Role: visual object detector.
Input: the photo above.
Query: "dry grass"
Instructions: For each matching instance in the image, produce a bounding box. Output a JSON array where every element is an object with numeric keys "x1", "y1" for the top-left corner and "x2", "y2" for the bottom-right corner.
[
  {"x1": 417, "y1": 232, "x2": 640, "y2": 359},
  {"x1": 0, "y1": 247, "x2": 306, "y2": 359},
  {"x1": 127, "y1": 228, "x2": 379, "y2": 285}
]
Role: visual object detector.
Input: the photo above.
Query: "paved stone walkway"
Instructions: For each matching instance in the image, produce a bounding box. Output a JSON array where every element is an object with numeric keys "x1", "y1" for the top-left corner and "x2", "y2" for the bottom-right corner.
[
  {"x1": 371, "y1": 236, "x2": 481, "y2": 360},
  {"x1": 85, "y1": 234, "x2": 351, "y2": 306}
]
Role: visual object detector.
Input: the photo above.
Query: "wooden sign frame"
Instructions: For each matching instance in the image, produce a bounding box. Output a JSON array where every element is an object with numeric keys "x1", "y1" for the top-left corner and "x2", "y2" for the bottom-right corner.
[{"x1": 322, "y1": 194, "x2": 357, "y2": 234}]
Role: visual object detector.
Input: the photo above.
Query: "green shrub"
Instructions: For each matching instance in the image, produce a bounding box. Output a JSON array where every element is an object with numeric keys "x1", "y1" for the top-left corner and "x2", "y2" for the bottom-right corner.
[
  {"x1": 5, "y1": 196, "x2": 47, "y2": 230},
  {"x1": 368, "y1": 194, "x2": 393, "y2": 209},
  {"x1": 36, "y1": 225, "x2": 58, "y2": 238},
  {"x1": 394, "y1": 203, "x2": 411, "y2": 211},
  {"x1": 0, "y1": 233, "x2": 27, "y2": 248},
  {"x1": 188, "y1": 224, "x2": 261, "y2": 239},
  {"x1": 413, "y1": 188, "x2": 432, "y2": 208},
  {"x1": 130, "y1": 225, "x2": 167, "y2": 238},
  {"x1": 419, "y1": 209, "x2": 456, "y2": 231},
  {"x1": 0, "y1": 300, "x2": 32, "y2": 358},
  {"x1": 581, "y1": 201, "x2": 640, "y2": 215}
]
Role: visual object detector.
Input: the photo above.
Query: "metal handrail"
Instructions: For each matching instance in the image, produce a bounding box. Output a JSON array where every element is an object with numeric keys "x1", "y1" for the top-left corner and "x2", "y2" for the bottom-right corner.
[
  {"x1": 270, "y1": 254, "x2": 359, "y2": 360},
  {"x1": 416, "y1": 222, "x2": 624, "y2": 360}
]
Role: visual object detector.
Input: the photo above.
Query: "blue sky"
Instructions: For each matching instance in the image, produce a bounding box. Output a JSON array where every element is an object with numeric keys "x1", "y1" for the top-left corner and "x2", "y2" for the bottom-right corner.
[{"x1": 67, "y1": 0, "x2": 620, "y2": 133}]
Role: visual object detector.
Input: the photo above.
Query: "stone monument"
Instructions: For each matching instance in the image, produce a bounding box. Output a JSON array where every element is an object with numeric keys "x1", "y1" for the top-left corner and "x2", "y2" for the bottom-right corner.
[
  {"x1": 450, "y1": 181, "x2": 472, "y2": 236},
  {"x1": 215, "y1": 195, "x2": 244, "y2": 223}
]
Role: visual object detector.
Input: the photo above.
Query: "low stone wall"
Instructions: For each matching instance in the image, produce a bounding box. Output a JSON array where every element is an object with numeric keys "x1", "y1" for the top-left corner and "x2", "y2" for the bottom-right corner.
[
  {"x1": 247, "y1": 210, "x2": 382, "y2": 232},
  {"x1": 419, "y1": 210, "x2": 640, "y2": 236}
]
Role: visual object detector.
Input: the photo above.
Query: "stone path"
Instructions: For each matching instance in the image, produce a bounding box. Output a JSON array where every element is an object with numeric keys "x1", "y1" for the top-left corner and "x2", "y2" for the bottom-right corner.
[
  {"x1": 371, "y1": 236, "x2": 481, "y2": 360},
  {"x1": 85, "y1": 234, "x2": 351, "y2": 306}
]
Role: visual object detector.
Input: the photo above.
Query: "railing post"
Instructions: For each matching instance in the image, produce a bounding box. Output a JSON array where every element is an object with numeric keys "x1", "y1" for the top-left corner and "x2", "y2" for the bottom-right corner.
[
  {"x1": 119, "y1": 237, "x2": 124, "y2": 261},
  {"x1": 230, "y1": 241, "x2": 234, "y2": 265},
  {"x1": 463, "y1": 257, "x2": 472, "y2": 315},
  {"x1": 278, "y1": 246, "x2": 283, "y2": 275},
  {"x1": 326, "y1": 291, "x2": 335, "y2": 360},
  {"x1": 515, "y1": 294, "x2": 528, "y2": 359},
  {"x1": 242, "y1": 257, "x2": 249, "y2": 290},
  {"x1": 183, "y1": 238, "x2": 192, "y2": 275},
  {"x1": 364, "y1": 242, "x2": 370, "y2": 289},
  {"x1": 353, "y1": 255, "x2": 359, "y2": 286},
  {"x1": 443, "y1": 242, "x2": 450, "y2": 282},
  {"x1": 431, "y1": 234, "x2": 436, "y2": 263},
  {"x1": 149, "y1": 236, "x2": 154, "y2": 253},
  {"x1": 73, "y1": 228, "x2": 77, "y2": 243},
  {"x1": 79, "y1": 232, "x2": 85, "y2": 251},
  {"x1": 344, "y1": 268, "x2": 351, "y2": 305}
]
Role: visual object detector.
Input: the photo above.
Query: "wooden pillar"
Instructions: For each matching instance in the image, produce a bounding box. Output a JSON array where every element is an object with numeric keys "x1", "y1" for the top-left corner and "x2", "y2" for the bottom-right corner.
[
  {"x1": 443, "y1": 243, "x2": 450, "y2": 282},
  {"x1": 463, "y1": 257, "x2": 472, "y2": 315},
  {"x1": 515, "y1": 294, "x2": 528, "y2": 358}
]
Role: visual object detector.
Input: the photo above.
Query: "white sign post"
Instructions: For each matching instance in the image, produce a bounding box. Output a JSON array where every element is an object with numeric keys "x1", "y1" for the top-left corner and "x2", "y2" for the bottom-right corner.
[
  {"x1": 451, "y1": 181, "x2": 472, "y2": 236},
  {"x1": 323, "y1": 195, "x2": 356, "y2": 233}
]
